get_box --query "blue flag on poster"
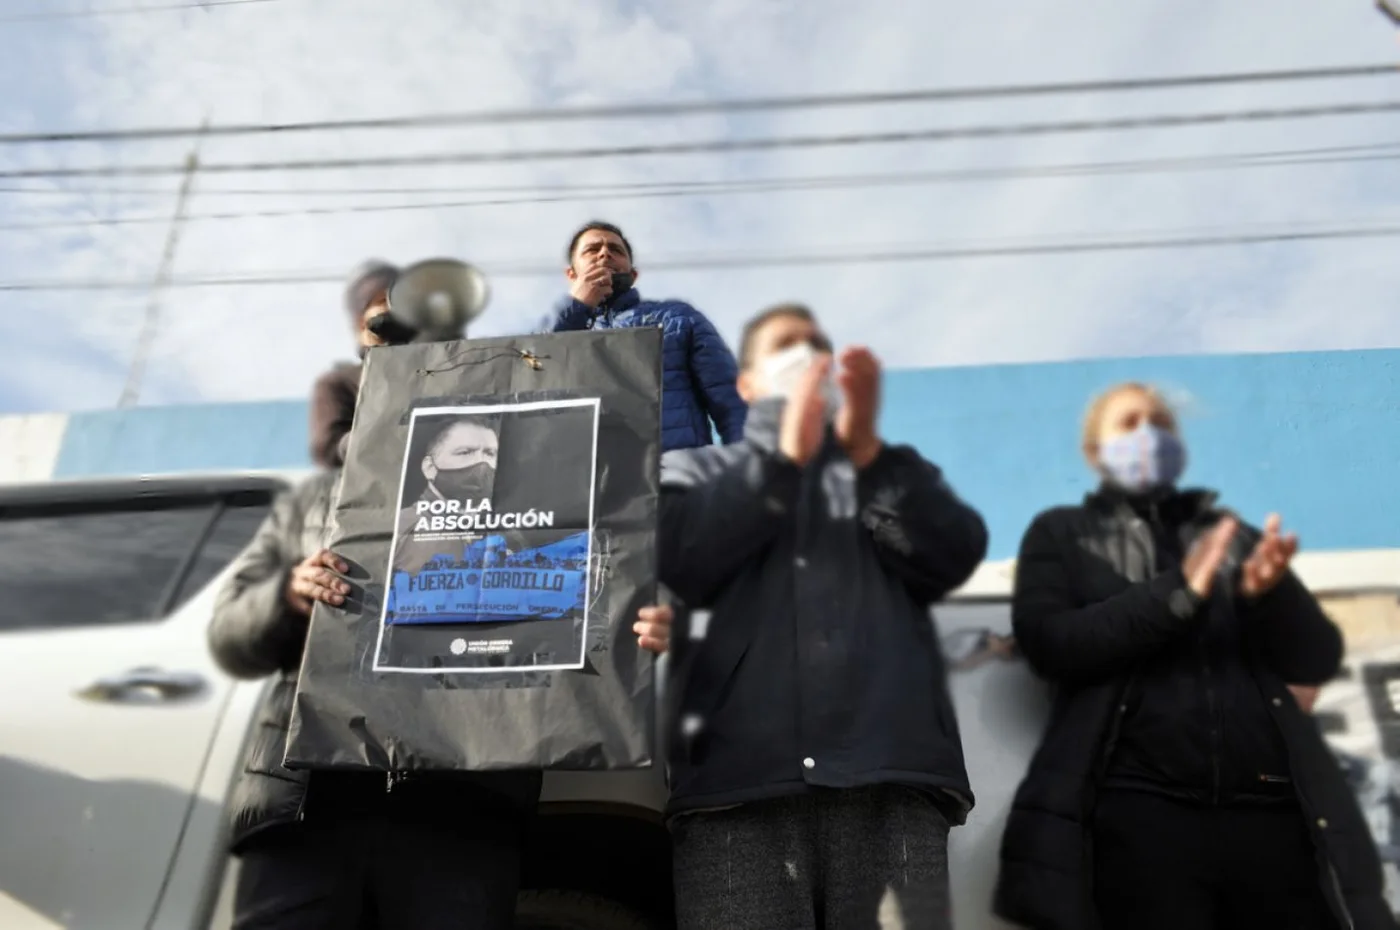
[386,530,590,625]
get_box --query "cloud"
[0,0,1398,412]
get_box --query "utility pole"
[117,118,206,409]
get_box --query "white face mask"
[757,342,840,411]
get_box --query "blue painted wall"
[54,401,308,478]
[879,349,1400,560]
[43,348,1400,560]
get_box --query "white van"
[1,471,1396,928]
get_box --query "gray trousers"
[671,785,952,930]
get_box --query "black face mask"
[366,310,421,346]
[603,271,636,306]
[432,462,495,501]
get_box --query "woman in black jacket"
[993,381,1394,930]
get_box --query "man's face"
[422,421,500,500]
[737,314,833,403]
[566,228,633,281]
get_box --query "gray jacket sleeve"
[207,489,309,680]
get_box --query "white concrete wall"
[0,414,67,485]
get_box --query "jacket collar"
[742,397,783,453]
[739,397,836,459]
[1085,483,1220,522]
[597,287,641,316]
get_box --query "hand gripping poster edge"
[368,395,602,674]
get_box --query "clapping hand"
[1183,517,1238,598]
[1241,514,1298,599]
[833,347,882,469]
[778,355,832,467]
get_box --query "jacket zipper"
[1192,513,1222,806]
[1085,676,1135,925]
[1090,514,1138,923]
[1098,685,1134,783]
[1160,509,1224,806]
[1086,514,1154,925]
[1107,515,1152,784]
[1204,641,1221,805]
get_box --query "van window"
[0,491,272,633]
[172,490,274,609]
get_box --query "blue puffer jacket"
[548,288,747,451]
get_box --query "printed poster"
[374,398,599,673]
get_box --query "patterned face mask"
[1097,423,1187,493]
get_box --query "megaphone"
[368,258,491,345]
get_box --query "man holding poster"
[287,325,662,795]
[208,468,543,930]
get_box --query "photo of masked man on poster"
[376,399,599,674]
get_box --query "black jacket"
[208,470,540,852]
[659,398,988,819]
[1095,486,1295,804]
[993,488,1393,930]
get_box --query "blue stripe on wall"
[53,400,309,479]
[48,348,1400,559]
[882,348,1400,560]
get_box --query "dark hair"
[426,414,503,458]
[344,259,399,321]
[737,303,819,369]
[566,221,633,263]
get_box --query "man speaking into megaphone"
[548,221,748,453]
[309,258,489,468]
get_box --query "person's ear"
[630,267,640,283]
[421,456,437,480]
[565,264,579,282]
[736,369,759,404]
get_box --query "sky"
[0,0,1397,414]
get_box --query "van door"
[0,486,272,930]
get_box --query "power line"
[3,143,1399,232]
[3,220,1398,291]
[3,100,1399,181]
[0,0,277,24]
[3,139,1397,200]
[0,61,1395,143]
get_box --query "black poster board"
[284,327,661,773]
